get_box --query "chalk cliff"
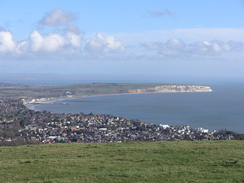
[128,85,212,93]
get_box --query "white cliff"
[153,85,212,93]
[128,85,212,93]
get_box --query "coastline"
[10,82,243,134]
[24,83,212,109]
[26,89,212,109]
[25,95,88,109]
[26,93,142,108]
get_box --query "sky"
[0,0,244,80]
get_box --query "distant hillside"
[0,82,212,100]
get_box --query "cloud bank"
[0,29,125,60]
[1,27,243,61]
[141,38,244,58]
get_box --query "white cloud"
[28,30,83,56]
[85,33,125,54]
[29,31,44,52]
[30,31,66,52]
[40,9,76,26]
[65,32,81,48]
[0,31,16,53]
[0,29,83,60]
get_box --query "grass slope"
[0,141,243,183]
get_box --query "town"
[0,98,242,146]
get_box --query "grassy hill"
[0,140,243,182]
[0,83,210,99]
[0,83,162,98]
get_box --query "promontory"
[3,83,212,105]
[0,82,212,105]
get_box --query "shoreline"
[26,89,212,109]
[26,93,143,108]
[23,84,212,108]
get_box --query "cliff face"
[154,85,212,93]
[128,85,212,93]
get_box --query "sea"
[2,77,243,133]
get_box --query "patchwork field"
[0,140,243,182]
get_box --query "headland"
[18,83,212,106]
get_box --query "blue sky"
[0,0,244,79]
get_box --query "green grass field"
[0,140,243,183]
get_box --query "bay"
[31,82,244,133]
